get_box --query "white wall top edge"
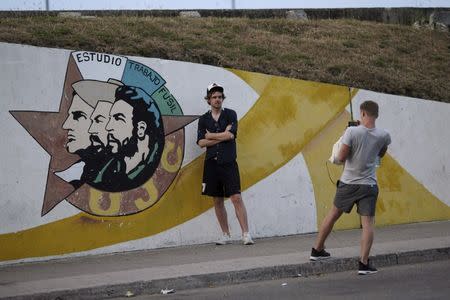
[1,0,449,11]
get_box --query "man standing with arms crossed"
[310,100,391,275]
[197,83,254,245]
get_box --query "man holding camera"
[310,100,391,275]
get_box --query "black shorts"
[333,181,379,216]
[202,159,241,197]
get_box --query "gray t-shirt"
[340,125,391,185]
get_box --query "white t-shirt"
[340,125,391,185]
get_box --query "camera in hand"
[348,120,359,127]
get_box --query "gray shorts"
[334,181,379,216]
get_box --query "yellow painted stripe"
[302,111,361,230]
[376,153,450,225]
[234,71,350,188]
[228,69,272,95]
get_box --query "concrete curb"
[5,247,450,300]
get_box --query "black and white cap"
[206,83,224,94]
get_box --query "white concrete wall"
[0,42,448,265]
[0,44,81,234]
[1,1,449,11]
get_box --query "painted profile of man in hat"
[59,79,121,188]
[97,85,165,192]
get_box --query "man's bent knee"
[360,215,375,228]
[330,205,344,219]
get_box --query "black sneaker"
[358,260,378,275]
[310,248,331,261]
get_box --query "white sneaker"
[215,234,232,245]
[242,232,254,245]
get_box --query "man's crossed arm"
[198,125,234,148]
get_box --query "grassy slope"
[0,15,449,102]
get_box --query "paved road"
[116,260,450,300]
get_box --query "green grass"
[0,15,449,102]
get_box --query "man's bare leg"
[314,205,343,251]
[360,215,375,264]
[213,197,230,235]
[229,193,249,234]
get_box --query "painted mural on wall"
[10,51,197,216]
[1,43,449,264]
